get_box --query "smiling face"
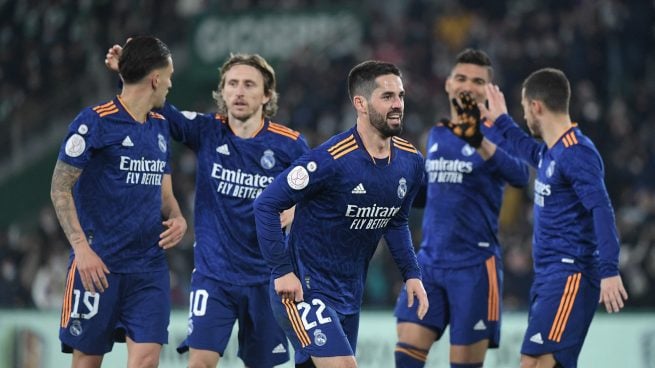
[220,64,270,122]
[445,62,491,111]
[366,74,405,138]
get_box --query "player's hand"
[104,44,122,72]
[159,216,187,249]
[280,206,296,229]
[74,244,110,294]
[274,272,304,302]
[478,84,508,123]
[447,92,484,148]
[405,278,429,320]
[599,275,628,313]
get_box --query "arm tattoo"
[50,160,86,248]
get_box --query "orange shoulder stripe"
[332,144,358,159]
[98,108,119,117]
[149,112,166,120]
[269,122,300,136]
[327,135,355,153]
[93,101,115,111]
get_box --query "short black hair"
[348,60,401,101]
[522,68,570,113]
[119,36,171,84]
[454,48,493,79]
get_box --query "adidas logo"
[530,333,544,344]
[216,144,230,155]
[351,183,366,194]
[122,136,134,147]
[473,320,487,331]
[271,343,287,354]
[428,143,439,153]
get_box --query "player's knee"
[395,342,428,368]
[519,355,538,368]
[129,354,160,368]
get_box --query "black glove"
[447,92,484,148]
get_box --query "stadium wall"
[0,310,653,367]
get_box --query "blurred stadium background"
[0,0,654,367]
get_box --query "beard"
[369,107,403,138]
[527,117,543,139]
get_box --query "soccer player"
[393,49,529,368]
[105,47,310,367]
[479,68,628,368]
[51,36,187,368]
[254,60,429,368]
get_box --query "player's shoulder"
[320,130,360,161]
[558,127,599,157]
[89,99,120,119]
[392,136,419,155]
[265,120,302,141]
[71,99,116,129]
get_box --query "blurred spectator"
[1,0,654,310]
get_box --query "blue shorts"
[177,272,289,367]
[395,256,502,348]
[521,272,599,368]
[59,260,170,355]
[268,282,358,363]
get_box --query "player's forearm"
[50,160,89,251]
[494,114,541,167]
[254,194,294,277]
[592,205,621,277]
[384,226,421,281]
[484,143,530,187]
[161,174,183,220]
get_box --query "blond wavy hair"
[212,53,278,117]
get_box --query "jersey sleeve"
[383,155,424,281]
[157,102,210,150]
[493,114,544,168]
[254,150,335,278]
[561,145,620,277]
[485,144,530,188]
[57,109,101,169]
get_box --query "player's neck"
[543,113,573,148]
[356,118,390,159]
[227,113,264,138]
[119,86,154,123]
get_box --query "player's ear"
[531,99,543,115]
[353,95,367,114]
[150,71,160,90]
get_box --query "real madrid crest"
[260,149,276,169]
[69,320,83,336]
[314,329,327,346]
[397,177,407,199]
[158,134,167,153]
[546,160,556,178]
[461,144,476,157]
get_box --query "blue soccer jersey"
[57,96,171,273]
[418,123,528,268]
[159,103,309,285]
[492,114,620,279]
[254,127,424,315]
